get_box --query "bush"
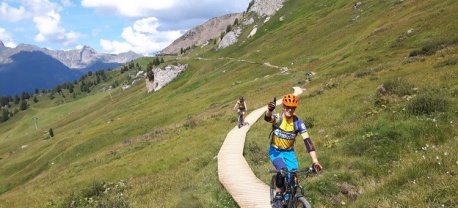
[405,91,449,116]
[382,78,415,96]
[61,180,129,208]
[303,116,315,129]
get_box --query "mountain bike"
[236,110,245,128]
[269,167,315,208]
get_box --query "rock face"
[248,0,286,16]
[159,13,243,55]
[141,64,188,93]
[218,28,243,49]
[152,64,188,91]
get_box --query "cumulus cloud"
[0,28,17,47]
[100,17,182,55]
[81,0,175,18]
[0,2,27,22]
[83,0,249,54]
[33,9,80,45]
[2,0,250,54]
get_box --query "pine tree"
[20,100,28,110]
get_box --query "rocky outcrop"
[152,64,188,91]
[136,64,188,93]
[218,28,243,49]
[248,0,286,16]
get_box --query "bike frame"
[269,168,314,208]
[237,110,244,128]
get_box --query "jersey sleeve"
[271,113,280,124]
[295,118,308,134]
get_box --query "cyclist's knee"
[275,168,287,188]
[276,172,284,188]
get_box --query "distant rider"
[233,96,247,121]
[264,94,322,206]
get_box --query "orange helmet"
[282,94,299,107]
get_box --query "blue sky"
[0,0,251,56]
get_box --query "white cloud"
[81,0,176,18]
[33,9,80,45]
[100,17,182,55]
[0,2,27,22]
[60,0,74,7]
[0,28,17,47]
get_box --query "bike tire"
[269,175,276,203]
[294,196,311,208]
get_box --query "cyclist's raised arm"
[264,101,276,122]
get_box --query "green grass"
[1,0,458,207]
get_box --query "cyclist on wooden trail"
[233,96,248,121]
[264,94,322,206]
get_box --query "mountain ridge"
[0,41,143,96]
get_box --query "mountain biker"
[233,96,247,121]
[306,71,313,82]
[264,94,322,206]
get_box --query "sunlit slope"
[1,0,457,207]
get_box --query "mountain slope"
[0,51,83,96]
[0,42,143,96]
[0,0,457,207]
[160,13,243,55]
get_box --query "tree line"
[0,59,158,124]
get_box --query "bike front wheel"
[293,196,311,208]
[269,175,276,203]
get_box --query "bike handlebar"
[268,167,315,175]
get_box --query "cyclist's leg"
[241,109,246,121]
[269,147,288,193]
[282,150,299,186]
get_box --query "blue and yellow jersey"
[269,113,307,150]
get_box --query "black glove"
[312,162,322,173]
[267,102,276,112]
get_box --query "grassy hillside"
[1,0,457,207]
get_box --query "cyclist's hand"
[267,102,276,112]
[312,162,322,173]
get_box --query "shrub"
[245,141,266,165]
[61,180,129,208]
[434,58,458,68]
[382,78,415,96]
[405,91,449,116]
[303,116,315,129]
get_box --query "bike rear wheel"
[293,196,311,208]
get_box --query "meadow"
[1,0,457,207]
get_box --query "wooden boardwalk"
[218,87,304,208]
